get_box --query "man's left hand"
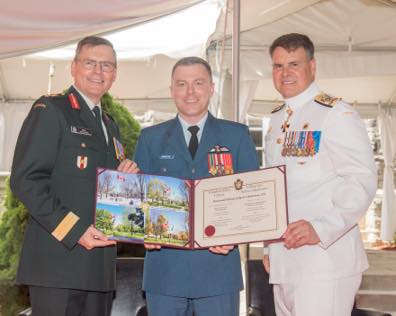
[117,159,139,173]
[282,220,320,249]
[78,225,116,250]
[209,245,234,255]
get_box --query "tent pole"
[0,63,8,101]
[232,0,248,263]
[232,0,240,122]
[387,86,396,106]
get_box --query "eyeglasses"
[78,59,116,73]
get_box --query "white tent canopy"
[2,0,396,110]
[0,0,204,59]
[208,0,396,119]
[0,0,221,101]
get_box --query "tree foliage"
[154,214,169,239]
[95,209,115,232]
[128,210,144,232]
[0,93,140,314]
[147,178,169,205]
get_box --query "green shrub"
[0,178,29,316]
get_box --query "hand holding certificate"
[94,166,288,249]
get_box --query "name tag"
[160,155,175,160]
[71,126,92,136]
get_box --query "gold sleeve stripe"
[51,212,80,241]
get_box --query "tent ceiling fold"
[205,0,396,114]
[0,0,203,59]
[210,0,396,77]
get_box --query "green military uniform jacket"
[10,86,121,291]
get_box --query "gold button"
[81,142,86,148]
[276,138,283,144]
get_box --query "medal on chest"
[278,107,323,157]
[207,145,234,176]
[281,130,322,157]
[113,137,126,161]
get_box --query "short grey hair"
[74,36,117,66]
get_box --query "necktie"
[93,106,106,140]
[188,125,199,159]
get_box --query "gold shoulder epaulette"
[271,103,285,113]
[314,93,340,108]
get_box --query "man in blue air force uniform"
[134,56,259,316]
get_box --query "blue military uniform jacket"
[10,86,120,291]
[134,112,259,297]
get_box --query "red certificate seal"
[204,225,216,237]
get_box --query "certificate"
[193,166,287,247]
[94,166,288,248]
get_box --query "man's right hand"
[263,255,270,274]
[117,159,139,173]
[78,225,116,250]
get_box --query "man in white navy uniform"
[263,33,377,316]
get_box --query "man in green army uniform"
[10,36,138,316]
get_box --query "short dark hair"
[171,56,212,81]
[74,36,117,65]
[269,33,314,60]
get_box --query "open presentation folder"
[94,166,288,249]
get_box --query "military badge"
[71,126,92,136]
[314,92,340,108]
[77,156,88,169]
[281,122,290,133]
[68,93,80,110]
[113,137,125,161]
[234,179,243,190]
[281,106,293,132]
[207,145,234,176]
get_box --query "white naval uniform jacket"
[265,83,377,284]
